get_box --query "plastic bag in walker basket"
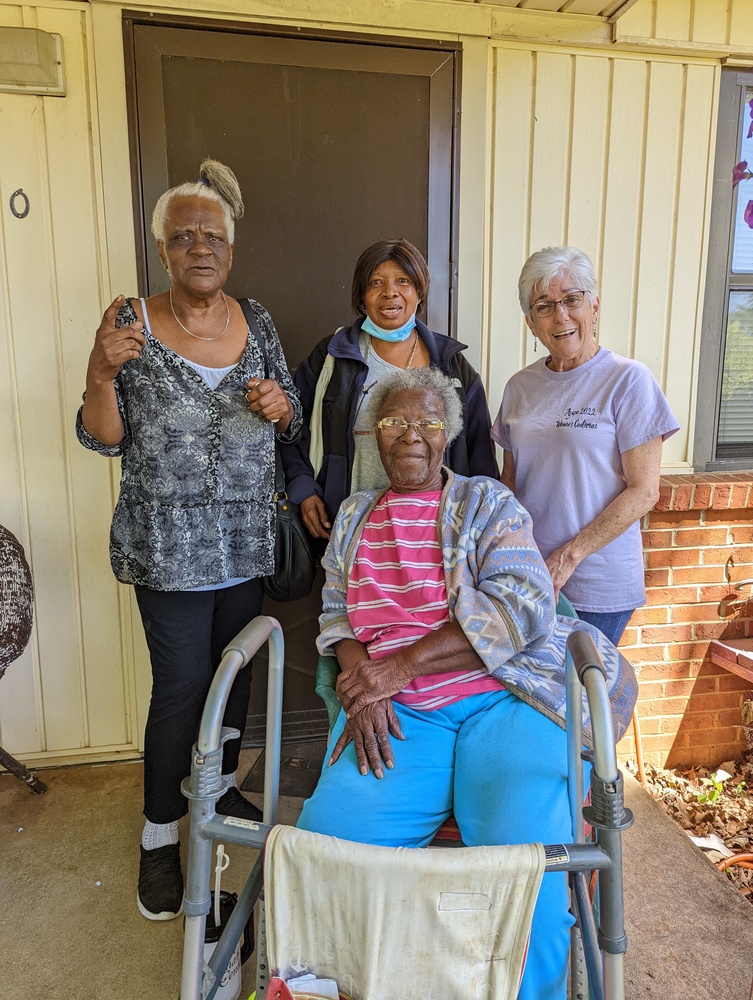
[255,977,353,1000]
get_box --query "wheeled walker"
[179,616,631,1000]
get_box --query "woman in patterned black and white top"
[77,159,301,922]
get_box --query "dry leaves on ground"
[625,759,753,898]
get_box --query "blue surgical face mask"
[361,312,417,343]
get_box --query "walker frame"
[178,616,631,1000]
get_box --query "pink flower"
[733,160,749,187]
[748,98,753,139]
[745,200,753,229]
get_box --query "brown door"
[125,17,460,742]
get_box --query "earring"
[533,337,538,353]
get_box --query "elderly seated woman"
[297,368,637,1000]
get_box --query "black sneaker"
[216,787,263,822]
[137,843,183,921]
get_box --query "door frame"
[122,10,462,336]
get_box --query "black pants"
[134,580,265,824]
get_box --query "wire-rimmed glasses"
[531,291,588,318]
[375,417,445,439]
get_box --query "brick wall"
[617,473,753,769]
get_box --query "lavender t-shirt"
[491,348,679,612]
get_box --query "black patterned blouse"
[76,297,302,591]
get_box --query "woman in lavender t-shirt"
[491,246,679,645]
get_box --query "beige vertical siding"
[486,43,718,469]
[0,2,141,760]
[0,0,740,763]
[619,0,753,49]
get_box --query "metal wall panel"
[487,43,718,470]
[619,0,753,48]
[0,3,139,760]
[0,0,739,763]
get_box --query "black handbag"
[238,298,317,602]
[265,449,318,602]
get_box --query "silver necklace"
[169,288,230,341]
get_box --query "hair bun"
[198,159,244,222]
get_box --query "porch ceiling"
[456,0,639,19]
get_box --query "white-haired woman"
[299,367,637,1000]
[492,245,679,645]
[77,160,302,920]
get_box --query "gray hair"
[150,159,244,243]
[518,246,599,315]
[368,368,463,446]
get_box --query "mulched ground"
[625,759,753,899]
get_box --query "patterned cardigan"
[318,470,638,742]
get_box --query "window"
[695,69,753,470]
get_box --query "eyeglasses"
[376,417,445,438]
[531,291,587,318]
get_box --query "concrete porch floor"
[1,754,752,999]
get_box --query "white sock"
[141,819,179,851]
[222,771,238,791]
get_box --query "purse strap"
[237,297,286,497]
[238,297,270,378]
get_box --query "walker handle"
[567,629,607,683]
[222,615,282,669]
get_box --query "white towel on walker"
[264,826,545,1000]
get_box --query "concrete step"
[2,760,752,998]
[622,769,753,999]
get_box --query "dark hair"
[351,239,431,316]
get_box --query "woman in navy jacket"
[281,239,498,539]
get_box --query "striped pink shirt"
[347,490,502,710]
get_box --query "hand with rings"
[245,377,292,428]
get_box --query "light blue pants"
[298,689,574,1000]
